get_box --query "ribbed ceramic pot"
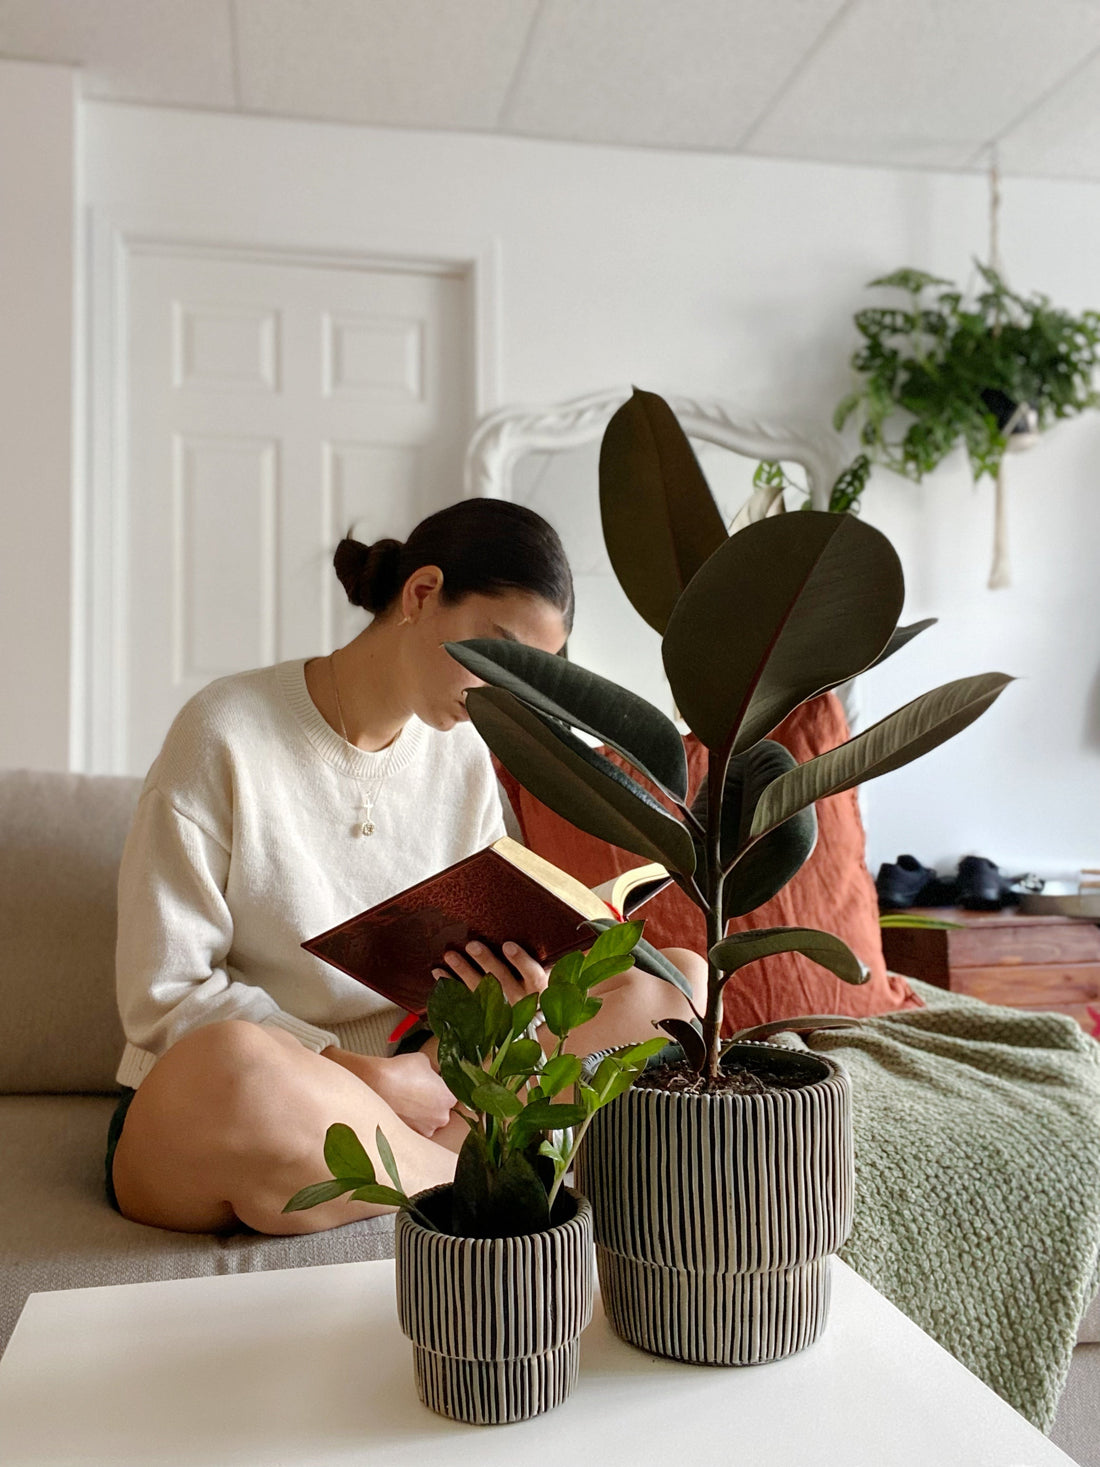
[574,1042,852,1366]
[395,1186,594,1424]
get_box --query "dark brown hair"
[334,500,574,632]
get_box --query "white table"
[0,1256,1079,1466]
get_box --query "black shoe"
[917,874,960,907]
[956,855,1013,911]
[876,854,937,910]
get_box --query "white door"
[124,247,472,775]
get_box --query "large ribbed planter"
[574,1042,852,1366]
[395,1186,594,1424]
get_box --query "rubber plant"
[445,388,1011,1083]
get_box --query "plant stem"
[488,1029,514,1078]
[702,748,727,1082]
[548,1111,595,1214]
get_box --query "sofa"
[1,768,1097,1462]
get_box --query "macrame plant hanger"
[986,147,1027,590]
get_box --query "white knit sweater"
[115,659,506,1088]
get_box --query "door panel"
[126,249,472,774]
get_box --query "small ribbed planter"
[395,1186,594,1424]
[574,1042,852,1366]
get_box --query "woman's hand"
[436,940,550,1006]
[322,1047,455,1138]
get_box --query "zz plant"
[284,922,667,1237]
[445,389,1011,1084]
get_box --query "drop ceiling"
[3,0,1100,181]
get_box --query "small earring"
[398,615,411,627]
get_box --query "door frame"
[80,210,502,773]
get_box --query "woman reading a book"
[109,499,706,1236]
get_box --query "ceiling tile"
[234,0,538,128]
[503,0,849,150]
[743,0,1100,170]
[997,49,1100,180]
[0,0,235,108]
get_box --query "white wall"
[0,60,76,770]
[61,101,1100,876]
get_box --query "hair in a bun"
[334,536,402,613]
[332,501,574,630]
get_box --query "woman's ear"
[401,565,444,622]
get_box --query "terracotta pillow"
[493,692,921,1034]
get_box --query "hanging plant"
[829,263,1100,583]
[834,263,1100,482]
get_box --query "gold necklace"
[329,651,398,837]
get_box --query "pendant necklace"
[329,651,398,837]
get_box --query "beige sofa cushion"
[0,1095,395,1358]
[0,770,140,1093]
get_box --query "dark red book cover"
[302,843,607,1015]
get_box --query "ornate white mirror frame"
[463,387,848,508]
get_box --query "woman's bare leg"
[112,1020,457,1236]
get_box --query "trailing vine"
[831,262,1100,503]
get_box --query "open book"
[302,836,671,1015]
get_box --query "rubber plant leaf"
[692,740,817,920]
[655,1017,706,1070]
[662,512,904,755]
[464,685,697,877]
[726,1015,865,1044]
[709,927,866,986]
[599,387,728,635]
[750,673,1013,838]
[445,637,687,801]
[866,617,938,671]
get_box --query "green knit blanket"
[800,979,1100,1431]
